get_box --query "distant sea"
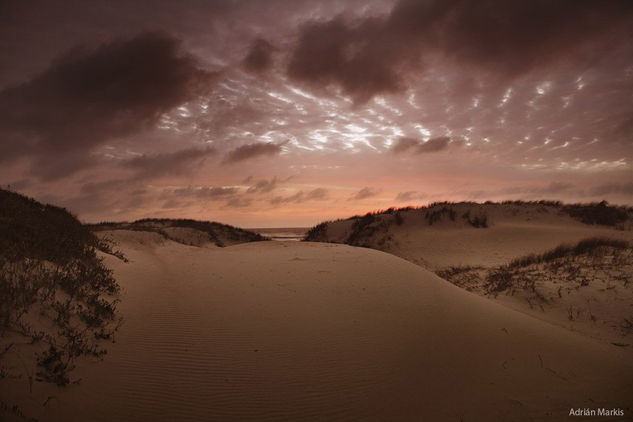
[250,227,309,241]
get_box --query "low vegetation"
[1,189,122,389]
[345,213,392,247]
[561,201,630,227]
[505,238,629,270]
[304,200,631,248]
[425,206,456,225]
[444,237,632,295]
[437,237,633,339]
[303,222,329,242]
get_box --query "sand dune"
[305,202,633,348]
[4,231,631,421]
[307,202,632,270]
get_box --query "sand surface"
[309,204,633,348]
[4,231,632,421]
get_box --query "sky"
[1,0,632,227]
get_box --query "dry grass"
[436,237,633,340]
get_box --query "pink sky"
[1,0,632,227]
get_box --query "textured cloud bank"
[1,0,632,226]
[123,147,217,180]
[392,137,451,154]
[286,0,633,102]
[224,142,287,164]
[0,32,215,179]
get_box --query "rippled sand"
[6,232,632,421]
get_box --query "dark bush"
[461,210,488,228]
[303,222,329,241]
[562,201,630,226]
[425,206,456,225]
[508,237,629,269]
[1,188,121,387]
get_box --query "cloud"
[223,141,286,164]
[243,38,275,73]
[286,0,633,102]
[225,197,252,208]
[270,191,303,205]
[247,177,278,194]
[269,187,329,205]
[395,191,417,201]
[166,185,238,200]
[349,187,380,201]
[123,147,217,179]
[305,187,328,200]
[287,17,403,103]
[590,182,633,196]
[538,182,575,195]
[0,31,216,179]
[392,136,450,154]
[500,182,576,196]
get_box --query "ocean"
[250,227,309,241]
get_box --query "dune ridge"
[304,201,633,348]
[89,218,268,248]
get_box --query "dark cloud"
[287,0,633,102]
[224,141,286,164]
[168,185,238,200]
[162,199,184,209]
[500,182,576,196]
[225,197,252,208]
[123,147,217,179]
[0,31,216,179]
[434,0,633,74]
[305,187,328,200]
[392,136,450,154]
[80,179,130,196]
[247,177,278,194]
[349,187,380,201]
[590,182,633,196]
[395,191,417,201]
[391,138,420,153]
[287,17,404,103]
[5,179,30,191]
[243,38,275,73]
[269,187,329,205]
[270,191,304,205]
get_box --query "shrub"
[562,201,630,226]
[0,188,121,387]
[346,213,377,245]
[394,212,404,226]
[461,210,488,228]
[425,206,456,225]
[303,222,329,241]
[508,237,629,269]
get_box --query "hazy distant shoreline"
[250,227,309,241]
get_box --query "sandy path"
[7,234,632,421]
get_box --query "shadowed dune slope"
[5,233,632,421]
